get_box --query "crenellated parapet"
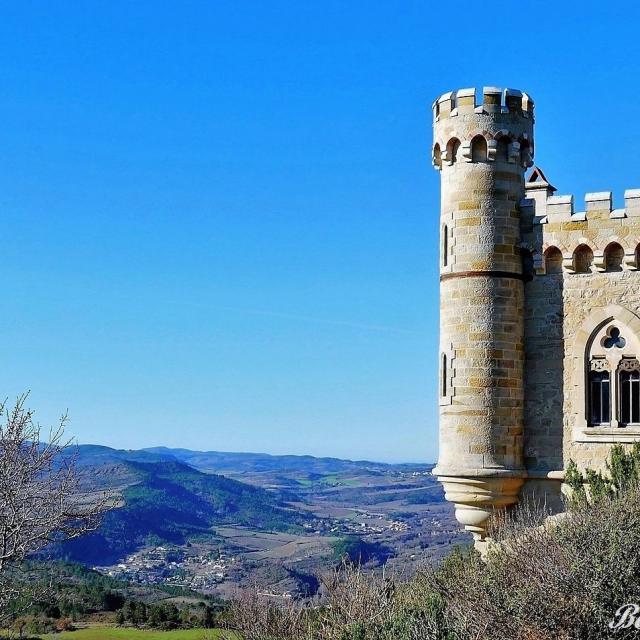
[432,87,534,170]
[432,87,534,121]
[521,174,640,274]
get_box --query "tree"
[133,601,147,625]
[148,604,165,627]
[121,600,136,623]
[0,394,112,622]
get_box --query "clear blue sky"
[0,2,637,462]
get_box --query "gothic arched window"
[573,244,594,273]
[589,364,611,426]
[604,242,624,272]
[544,246,563,274]
[586,323,640,429]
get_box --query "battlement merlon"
[521,187,640,223]
[432,87,534,121]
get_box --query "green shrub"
[564,459,586,505]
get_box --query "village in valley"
[89,454,464,598]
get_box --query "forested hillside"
[60,460,312,564]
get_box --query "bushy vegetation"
[2,560,226,636]
[331,536,392,566]
[44,629,232,639]
[224,446,640,640]
[115,599,219,630]
[6,562,127,619]
[565,443,640,503]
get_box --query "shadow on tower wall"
[520,237,566,513]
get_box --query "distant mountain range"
[73,444,431,475]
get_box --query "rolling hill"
[60,458,312,565]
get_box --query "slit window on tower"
[620,369,640,425]
[442,225,448,267]
[589,370,611,426]
[441,354,447,397]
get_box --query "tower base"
[435,473,525,541]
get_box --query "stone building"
[431,86,640,541]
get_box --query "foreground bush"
[223,483,640,639]
[223,562,451,640]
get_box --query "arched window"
[573,244,594,273]
[441,353,448,397]
[586,323,640,429]
[441,224,448,267]
[544,246,563,274]
[446,138,460,164]
[520,140,533,167]
[471,135,487,162]
[589,368,611,425]
[433,143,442,169]
[604,242,624,272]
[496,137,510,162]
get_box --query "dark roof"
[526,166,557,192]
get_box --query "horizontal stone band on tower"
[440,270,528,282]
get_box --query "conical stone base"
[436,474,525,541]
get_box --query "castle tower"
[432,87,535,539]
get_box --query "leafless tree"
[0,393,112,622]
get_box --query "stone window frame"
[572,305,640,443]
[439,341,455,407]
[588,361,611,426]
[440,213,454,275]
[619,359,640,425]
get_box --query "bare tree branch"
[0,393,114,624]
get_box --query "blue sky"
[0,2,637,462]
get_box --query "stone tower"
[432,87,535,539]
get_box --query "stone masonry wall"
[522,188,640,476]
